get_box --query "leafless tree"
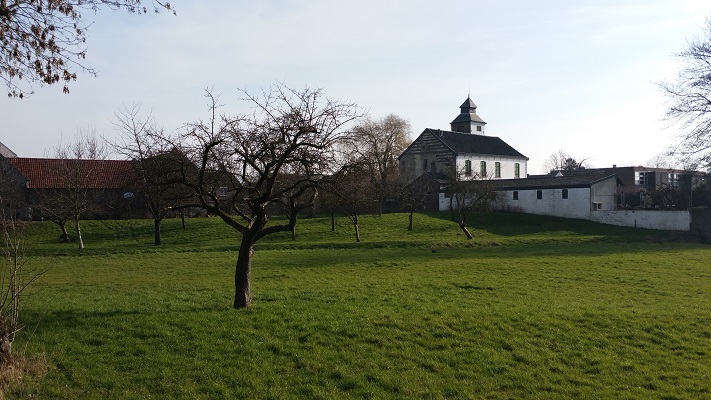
[112,105,190,245]
[350,115,412,215]
[0,197,43,365]
[660,18,711,171]
[320,164,376,242]
[40,132,107,251]
[447,172,501,240]
[542,149,590,173]
[160,84,361,308]
[0,0,174,98]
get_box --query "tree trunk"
[459,221,473,240]
[59,221,69,242]
[233,237,254,309]
[0,318,12,365]
[408,211,413,231]
[291,226,296,241]
[75,218,84,251]
[181,209,186,229]
[330,212,335,232]
[154,218,162,245]
[352,214,360,242]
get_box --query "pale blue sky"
[1,0,710,173]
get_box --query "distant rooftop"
[0,142,17,158]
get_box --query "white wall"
[590,210,690,231]
[455,155,527,179]
[497,187,593,219]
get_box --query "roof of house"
[444,173,620,191]
[5,157,137,189]
[0,142,17,158]
[426,128,528,159]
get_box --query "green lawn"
[7,213,711,399]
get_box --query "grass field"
[6,212,711,399]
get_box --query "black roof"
[442,173,619,191]
[497,173,619,190]
[427,129,528,159]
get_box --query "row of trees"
[107,84,417,308]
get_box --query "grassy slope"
[9,213,711,399]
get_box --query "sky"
[2,0,711,174]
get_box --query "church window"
[513,191,519,200]
[514,163,520,178]
[476,126,482,132]
[423,159,428,171]
[537,190,543,200]
[480,161,487,176]
[464,160,472,176]
[562,189,568,199]
[495,162,501,178]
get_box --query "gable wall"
[399,132,455,184]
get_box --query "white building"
[398,97,529,185]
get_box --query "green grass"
[8,212,711,399]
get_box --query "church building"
[398,97,529,185]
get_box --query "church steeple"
[450,96,487,134]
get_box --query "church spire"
[450,96,487,134]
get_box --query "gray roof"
[427,129,528,159]
[451,97,486,125]
[442,173,619,191]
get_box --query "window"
[514,163,520,178]
[562,189,568,199]
[635,171,647,185]
[513,191,519,200]
[464,160,472,176]
[480,161,487,176]
[495,162,501,178]
[476,125,482,132]
[218,186,228,197]
[423,159,428,171]
[431,160,437,173]
[536,190,543,200]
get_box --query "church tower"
[450,97,486,135]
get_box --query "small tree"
[321,164,376,242]
[543,149,589,173]
[160,84,361,308]
[447,173,501,240]
[113,105,189,245]
[0,196,42,366]
[40,133,107,250]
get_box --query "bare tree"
[0,0,174,98]
[542,149,590,173]
[351,115,412,215]
[447,172,501,240]
[0,196,42,365]
[162,84,361,308]
[321,164,376,242]
[647,153,672,169]
[112,105,189,245]
[40,132,107,251]
[660,18,711,171]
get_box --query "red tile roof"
[5,158,138,189]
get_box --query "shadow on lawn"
[429,211,688,242]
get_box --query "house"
[541,166,707,209]
[398,97,529,185]
[0,155,144,219]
